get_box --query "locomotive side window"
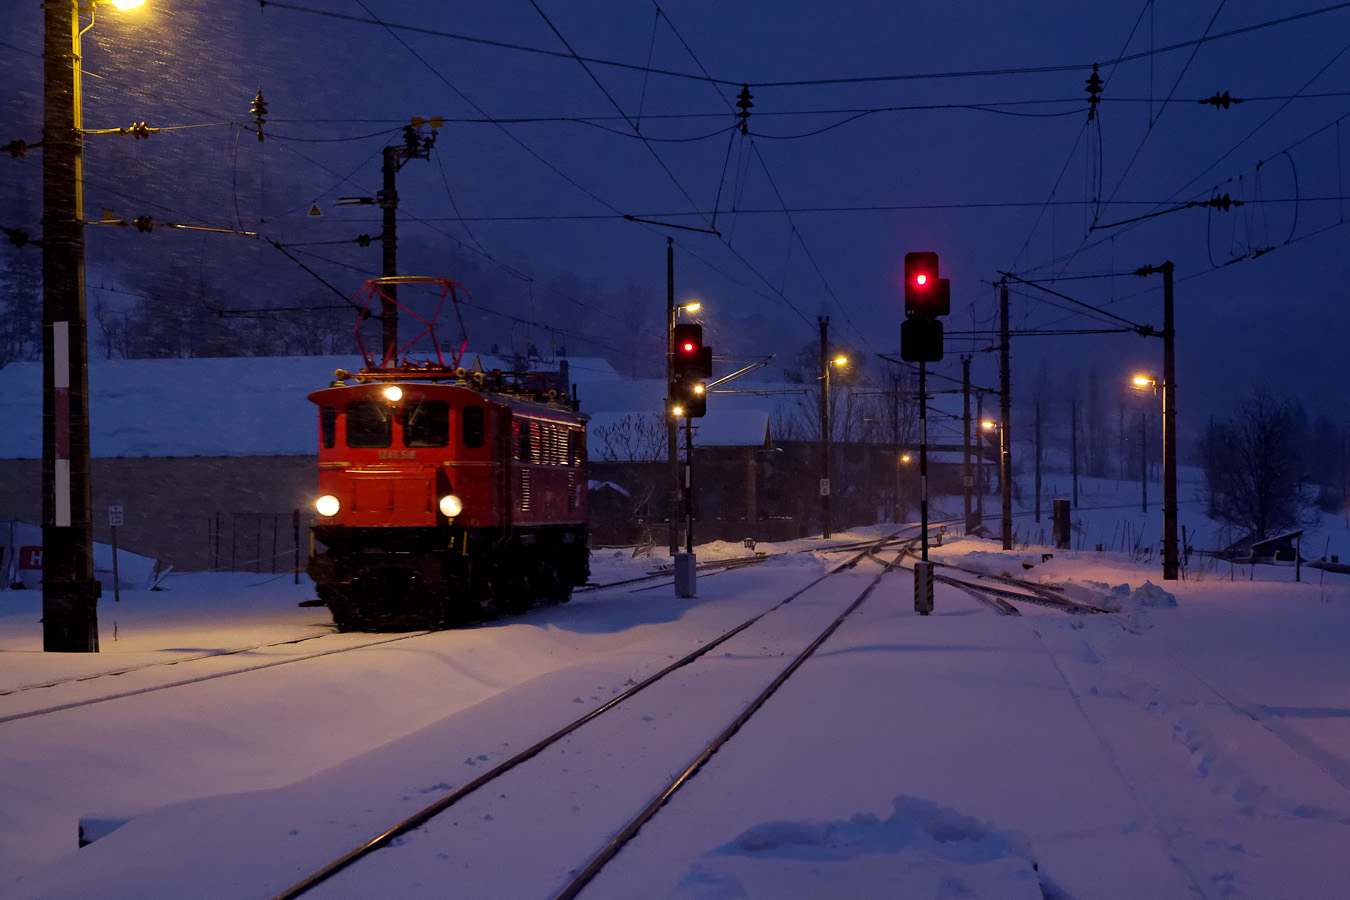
[345,401,392,448]
[519,419,534,462]
[320,406,337,449]
[402,400,449,448]
[462,406,485,448]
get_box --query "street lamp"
[1130,374,1158,513]
[820,354,847,538]
[982,420,1012,550]
[1129,371,1178,575]
[41,0,146,652]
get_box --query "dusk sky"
[3,1,1349,434]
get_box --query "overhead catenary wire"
[251,0,1350,90]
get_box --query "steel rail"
[264,531,914,900]
[0,630,430,726]
[551,542,911,900]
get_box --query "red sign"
[18,546,42,570]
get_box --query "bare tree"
[1200,390,1307,539]
[0,240,40,368]
[591,414,666,462]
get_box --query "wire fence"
[209,511,304,576]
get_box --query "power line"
[251,0,1350,90]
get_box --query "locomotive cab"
[307,368,589,631]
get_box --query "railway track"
[0,540,894,727]
[265,531,920,900]
[0,630,430,726]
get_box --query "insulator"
[251,89,268,142]
[735,84,754,135]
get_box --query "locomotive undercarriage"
[309,525,589,632]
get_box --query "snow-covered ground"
[3,481,1350,899]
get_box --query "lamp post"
[820,352,847,539]
[1131,375,1156,513]
[41,0,144,652]
[1130,372,1177,572]
[982,420,1011,550]
[896,452,911,523]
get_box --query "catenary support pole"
[819,316,832,539]
[42,0,100,652]
[999,280,1012,550]
[667,239,679,555]
[962,355,973,533]
[380,146,400,359]
[1162,261,1179,579]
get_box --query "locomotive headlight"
[316,494,341,517]
[384,385,403,402]
[439,494,464,518]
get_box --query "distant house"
[1217,530,1304,564]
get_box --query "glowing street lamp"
[982,420,1012,549]
[1128,373,1163,516]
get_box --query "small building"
[1217,529,1304,564]
[0,354,622,572]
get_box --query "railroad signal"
[904,251,948,319]
[902,251,948,362]
[670,378,707,418]
[670,323,711,418]
[672,323,712,381]
[901,317,943,362]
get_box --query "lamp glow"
[384,385,403,402]
[110,0,146,9]
[316,495,340,517]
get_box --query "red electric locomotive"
[306,277,589,631]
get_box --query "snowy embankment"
[1,530,1349,899]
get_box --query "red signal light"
[903,251,942,318]
[681,341,695,353]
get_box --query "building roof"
[0,354,621,459]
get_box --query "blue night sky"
[2,1,1349,435]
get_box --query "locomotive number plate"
[377,449,417,460]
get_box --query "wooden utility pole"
[999,280,1012,550]
[42,0,100,652]
[1161,262,1179,579]
[819,316,832,539]
[962,355,973,533]
[380,146,400,358]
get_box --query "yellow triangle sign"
[308,203,322,217]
